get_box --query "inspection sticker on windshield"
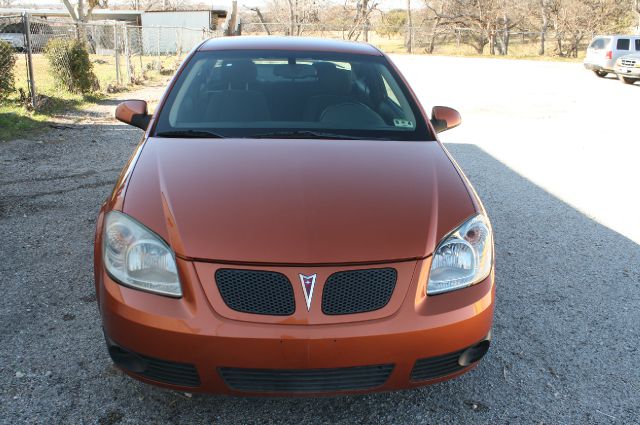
[393,119,413,128]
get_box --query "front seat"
[303,62,354,121]
[205,60,270,122]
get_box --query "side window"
[616,39,630,50]
[635,39,640,51]
[381,75,400,107]
[590,38,604,50]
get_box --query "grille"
[215,269,295,316]
[219,364,394,393]
[621,59,637,67]
[410,349,465,381]
[138,355,200,387]
[322,268,397,315]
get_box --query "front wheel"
[620,76,638,85]
[593,70,608,78]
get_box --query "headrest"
[313,62,352,96]
[221,59,258,89]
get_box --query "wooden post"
[124,25,132,84]
[23,13,37,109]
[114,23,120,85]
[228,1,238,36]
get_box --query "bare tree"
[286,0,297,35]
[539,0,551,55]
[341,0,378,40]
[245,6,272,35]
[425,2,444,54]
[60,0,108,23]
[635,0,640,32]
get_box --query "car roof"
[198,36,383,56]
[592,35,640,39]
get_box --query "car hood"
[122,138,476,264]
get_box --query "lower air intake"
[410,349,466,381]
[219,364,394,393]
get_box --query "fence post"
[124,25,132,84]
[113,23,121,85]
[138,27,143,77]
[156,26,161,70]
[23,13,37,109]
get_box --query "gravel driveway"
[1,58,639,424]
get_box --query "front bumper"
[96,257,495,396]
[615,66,640,79]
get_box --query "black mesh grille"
[410,349,465,381]
[322,268,397,315]
[219,364,394,393]
[215,269,295,316]
[138,355,201,387]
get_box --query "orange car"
[95,37,494,395]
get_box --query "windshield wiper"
[248,130,389,141]
[155,130,226,138]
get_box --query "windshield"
[153,50,432,141]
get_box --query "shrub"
[0,40,17,100]
[45,38,99,94]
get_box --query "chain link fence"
[0,13,220,110]
[241,22,593,58]
[0,15,27,104]
[1,13,594,112]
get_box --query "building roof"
[0,7,227,21]
[199,36,382,56]
[145,8,227,15]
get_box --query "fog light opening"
[458,339,490,367]
[107,342,148,373]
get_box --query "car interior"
[165,56,417,131]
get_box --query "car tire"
[593,70,608,78]
[619,76,637,85]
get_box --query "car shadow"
[600,73,640,86]
[112,143,639,423]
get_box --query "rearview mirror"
[115,100,150,130]
[431,106,461,133]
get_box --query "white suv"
[584,35,640,77]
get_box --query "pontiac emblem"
[299,274,317,311]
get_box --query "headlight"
[103,211,181,297]
[427,214,493,295]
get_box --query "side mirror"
[115,100,151,130]
[431,106,461,133]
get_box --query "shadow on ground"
[0,136,638,424]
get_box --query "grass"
[0,52,180,141]
[370,34,586,61]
